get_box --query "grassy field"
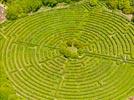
[0,2,134,100]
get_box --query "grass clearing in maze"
[0,2,134,100]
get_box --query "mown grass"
[0,2,134,100]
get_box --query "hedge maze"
[1,3,134,100]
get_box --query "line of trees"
[6,0,42,20]
[0,0,134,21]
[0,0,80,20]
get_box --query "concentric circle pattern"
[1,3,134,100]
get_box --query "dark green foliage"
[41,0,73,6]
[6,3,25,20]
[77,0,134,14]
[5,0,78,20]
[104,0,134,14]
[3,0,134,21]
[118,0,124,10]
[122,0,132,14]
[6,0,42,20]
[21,0,42,13]
[106,0,118,9]
[42,0,58,7]
[60,41,79,59]
[59,40,85,59]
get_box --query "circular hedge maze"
[1,3,134,100]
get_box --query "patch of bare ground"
[129,97,134,100]
[106,9,133,21]
[0,4,6,23]
[120,13,133,21]
[56,3,69,9]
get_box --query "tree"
[118,0,124,10]
[122,0,132,14]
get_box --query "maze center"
[66,46,78,56]
[1,3,134,100]
[60,40,82,59]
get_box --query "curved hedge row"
[1,3,134,100]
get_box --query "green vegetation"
[0,62,21,99]
[1,0,80,20]
[0,2,134,99]
[60,40,83,59]
[0,0,134,20]
[100,0,134,14]
[0,0,134,99]
[6,0,42,20]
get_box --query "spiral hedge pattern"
[1,3,134,100]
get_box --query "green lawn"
[0,2,134,100]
